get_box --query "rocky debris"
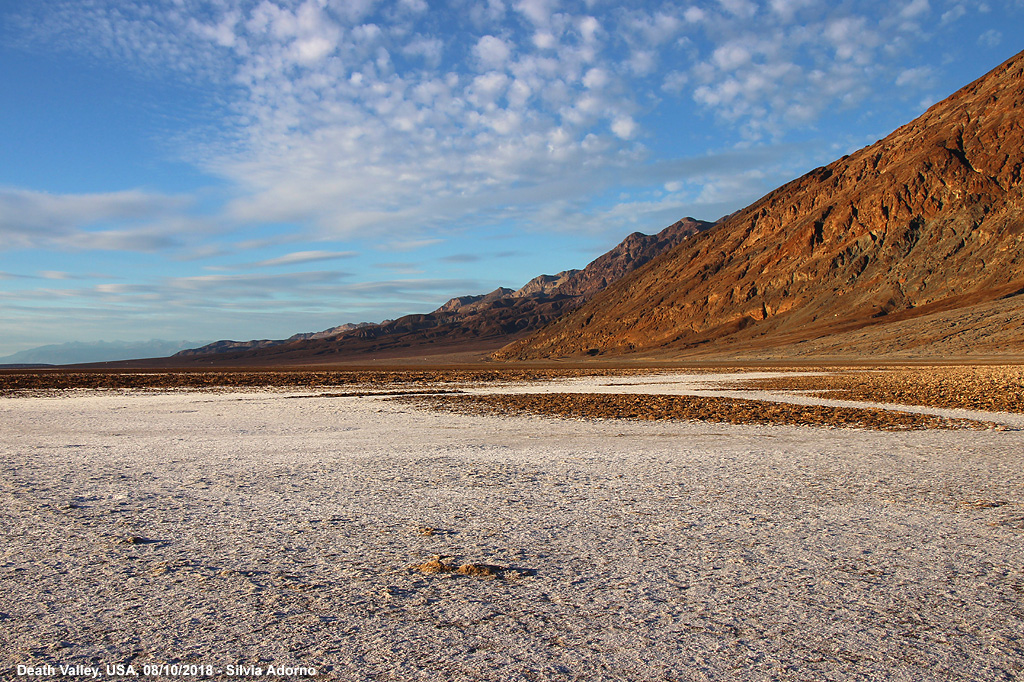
[410,556,454,574]
[733,365,1024,413]
[968,499,1008,509]
[406,392,994,430]
[0,368,631,394]
[410,556,520,579]
[118,536,159,545]
[455,563,508,578]
[497,50,1024,360]
[6,366,1022,423]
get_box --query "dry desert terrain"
[1,368,1023,681]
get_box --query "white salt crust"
[1,374,1022,681]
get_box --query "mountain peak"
[496,50,1024,360]
[168,215,711,364]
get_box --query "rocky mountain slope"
[174,217,711,364]
[496,50,1024,361]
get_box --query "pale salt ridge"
[1,376,1022,680]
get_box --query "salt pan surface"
[1,375,1022,680]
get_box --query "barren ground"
[2,368,1022,681]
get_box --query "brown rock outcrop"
[496,51,1024,360]
[553,217,710,298]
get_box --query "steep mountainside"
[174,217,711,364]
[496,51,1024,360]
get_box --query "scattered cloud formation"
[11,0,994,244]
[1,0,1022,352]
[978,28,1003,46]
[226,250,359,269]
[440,253,483,264]
[0,187,193,252]
[896,66,936,89]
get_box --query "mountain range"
[170,218,711,365]
[497,49,1024,361]
[0,340,210,367]
[83,50,1024,368]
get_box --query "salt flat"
[1,374,1023,681]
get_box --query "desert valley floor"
[1,369,1023,681]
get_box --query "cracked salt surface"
[2,375,1023,681]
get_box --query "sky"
[1,0,1022,355]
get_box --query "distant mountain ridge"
[0,340,210,366]
[495,50,1024,360]
[173,217,712,364]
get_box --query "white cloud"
[680,1,963,141]
[717,0,758,19]
[10,0,1006,260]
[402,36,444,66]
[329,0,380,23]
[381,238,445,252]
[0,187,193,252]
[166,270,348,293]
[582,67,609,89]
[470,71,511,105]
[627,49,657,75]
[611,116,637,140]
[941,5,967,23]
[683,7,706,23]
[577,15,600,43]
[293,34,335,63]
[624,11,681,45]
[190,10,242,48]
[174,0,965,235]
[532,31,557,49]
[469,0,507,27]
[895,66,935,88]
[769,0,813,21]
[473,34,513,69]
[825,17,879,63]
[978,29,1002,46]
[900,0,931,19]
[4,0,1020,354]
[713,43,752,70]
[238,250,359,269]
[398,0,428,13]
[661,70,688,94]
[515,0,555,27]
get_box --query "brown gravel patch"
[402,392,994,430]
[0,368,636,395]
[734,365,1024,413]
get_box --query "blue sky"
[1,0,1021,355]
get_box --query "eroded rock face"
[552,218,711,299]
[496,51,1024,360]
